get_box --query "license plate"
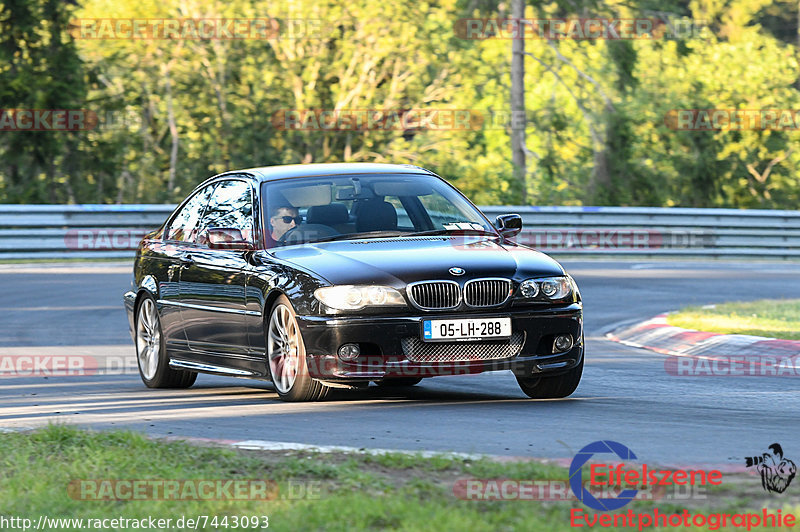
[422,317,512,342]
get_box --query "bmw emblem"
[449,267,465,276]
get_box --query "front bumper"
[296,304,583,381]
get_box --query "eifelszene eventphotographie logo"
[569,440,722,512]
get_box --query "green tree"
[0,0,86,203]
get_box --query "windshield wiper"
[313,231,407,243]
[406,228,497,237]
[312,228,497,243]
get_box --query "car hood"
[267,236,564,286]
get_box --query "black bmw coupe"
[124,163,584,401]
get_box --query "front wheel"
[135,294,197,389]
[266,296,330,402]
[516,357,583,399]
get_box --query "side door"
[178,179,255,361]
[158,183,216,353]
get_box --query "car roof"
[238,163,436,182]
[191,163,440,195]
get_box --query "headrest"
[306,203,349,225]
[355,200,398,232]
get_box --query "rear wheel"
[267,296,330,402]
[516,357,583,399]
[375,378,423,387]
[135,294,197,389]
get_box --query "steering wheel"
[278,224,340,245]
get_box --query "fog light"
[338,343,361,361]
[553,334,573,353]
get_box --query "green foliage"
[0,0,87,203]
[0,0,798,208]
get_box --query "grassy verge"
[666,299,800,340]
[0,426,794,531]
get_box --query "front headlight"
[518,276,572,300]
[314,285,406,310]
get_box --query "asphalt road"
[1,260,799,465]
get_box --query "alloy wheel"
[136,297,161,380]
[267,304,300,393]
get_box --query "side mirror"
[206,227,255,251]
[495,214,522,239]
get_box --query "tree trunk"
[592,147,610,203]
[510,0,527,203]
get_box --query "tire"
[375,378,423,387]
[266,295,330,402]
[516,356,583,399]
[135,294,197,389]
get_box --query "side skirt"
[169,358,266,378]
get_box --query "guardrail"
[482,206,800,258]
[1,204,799,260]
[0,205,175,260]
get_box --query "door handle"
[180,254,194,266]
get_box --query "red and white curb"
[607,314,800,376]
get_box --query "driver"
[268,205,301,245]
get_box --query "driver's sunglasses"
[275,215,302,224]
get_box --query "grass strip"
[666,299,800,341]
[0,425,794,531]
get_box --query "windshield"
[261,173,495,247]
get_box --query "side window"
[196,180,254,246]
[166,184,215,242]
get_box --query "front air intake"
[464,278,512,307]
[407,281,461,310]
